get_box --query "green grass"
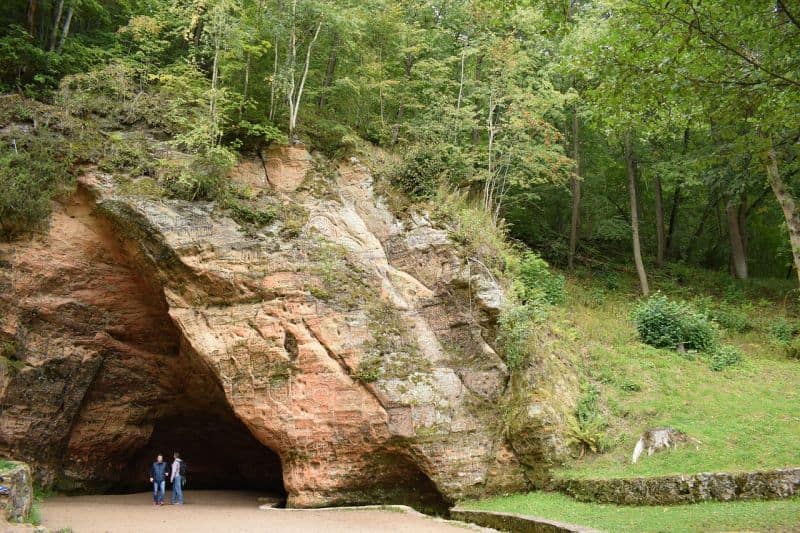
[553,266,800,480]
[461,491,800,532]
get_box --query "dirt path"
[40,491,486,533]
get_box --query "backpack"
[179,460,187,477]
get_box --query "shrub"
[783,338,800,360]
[695,298,752,333]
[222,199,276,228]
[632,294,717,352]
[162,145,236,201]
[0,128,75,239]
[99,132,156,176]
[353,355,382,383]
[707,345,743,371]
[769,319,796,344]
[514,252,566,306]
[567,383,610,456]
[392,143,472,199]
[497,304,544,371]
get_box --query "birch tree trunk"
[625,130,650,295]
[239,52,250,120]
[269,34,278,122]
[48,0,64,52]
[209,34,220,146]
[568,111,581,269]
[55,6,72,52]
[288,20,322,139]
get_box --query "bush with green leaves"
[0,128,75,239]
[497,304,542,371]
[695,298,752,333]
[707,345,743,371]
[392,142,472,199]
[782,338,800,360]
[162,146,236,201]
[222,198,276,229]
[566,383,610,456]
[514,252,566,306]
[769,319,796,344]
[632,294,718,352]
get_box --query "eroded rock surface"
[0,146,578,508]
[0,460,33,523]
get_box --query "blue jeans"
[171,475,183,504]
[153,480,165,503]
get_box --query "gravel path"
[40,490,485,533]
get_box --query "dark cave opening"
[111,406,286,498]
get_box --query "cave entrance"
[113,402,286,498]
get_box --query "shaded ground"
[40,490,479,533]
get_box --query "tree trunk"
[48,0,64,52]
[288,20,322,139]
[653,173,666,268]
[209,35,220,146]
[317,35,339,109]
[666,184,681,258]
[471,53,483,145]
[685,195,718,261]
[55,6,72,52]
[391,54,415,146]
[765,135,800,285]
[27,0,38,37]
[568,111,581,270]
[726,198,748,279]
[269,34,278,122]
[625,131,650,295]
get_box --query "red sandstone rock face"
[0,148,578,507]
[262,144,313,192]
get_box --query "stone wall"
[0,460,33,523]
[450,507,600,533]
[550,467,800,505]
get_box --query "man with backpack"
[149,454,168,506]
[170,452,186,505]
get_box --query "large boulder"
[0,460,33,523]
[0,146,579,508]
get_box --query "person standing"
[170,452,184,505]
[150,454,168,506]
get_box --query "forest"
[2,2,800,531]
[1,0,798,288]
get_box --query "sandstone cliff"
[0,143,578,508]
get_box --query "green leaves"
[632,294,718,352]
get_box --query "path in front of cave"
[39,490,486,533]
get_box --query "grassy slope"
[553,265,800,479]
[461,492,800,533]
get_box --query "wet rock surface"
[0,147,578,507]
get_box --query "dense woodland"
[1,0,799,289]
